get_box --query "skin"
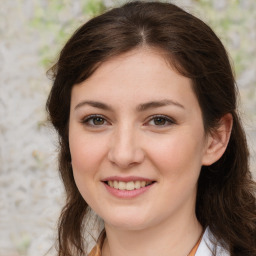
[69,48,232,256]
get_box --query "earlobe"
[202,113,233,166]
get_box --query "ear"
[202,113,233,166]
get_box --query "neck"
[102,212,203,256]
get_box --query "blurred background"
[0,0,255,255]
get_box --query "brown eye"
[82,115,108,126]
[153,117,167,125]
[146,115,175,127]
[92,117,105,125]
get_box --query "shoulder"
[195,227,230,256]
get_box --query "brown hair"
[46,1,256,255]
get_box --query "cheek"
[69,135,104,207]
[148,132,205,179]
[69,132,107,175]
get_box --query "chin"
[103,212,154,231]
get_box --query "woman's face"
[69,49,210,231]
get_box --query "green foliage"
[83,0,106,16]
[29,0,106,69]
[193,0,256,77]
[28,0,256,81]
[12,232,31,255]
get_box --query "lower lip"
[103,182,155,199]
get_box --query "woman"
[46,1,256,256]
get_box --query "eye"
[146,115,175,127]
[81,115,109,127]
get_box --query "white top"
[195,227,230,256]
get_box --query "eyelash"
[145,115,176,127]
[81,114,109,127]
[81,114,176,127]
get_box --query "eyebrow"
[137,99,184,111]
[75,100,113,111]
[74,99,184,111]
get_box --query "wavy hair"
[46,1,256,255]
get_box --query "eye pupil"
[154,117,166,125]
[93,117,104,125]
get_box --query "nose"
[107,124,145,169]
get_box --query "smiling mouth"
[104,180,155,191]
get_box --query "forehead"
[87,48,177,83]
[71,48,199,112]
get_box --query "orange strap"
[88,230,105,256]
[88,245,101,256]
[187,234,203,256]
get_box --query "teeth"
[134,181,141,189]
[107,180,153,190]
[141,181,146,187]
[119,181,126,190]
[126,181,135,190]
[113,180,119,189]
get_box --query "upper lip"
[101,176,155,182]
